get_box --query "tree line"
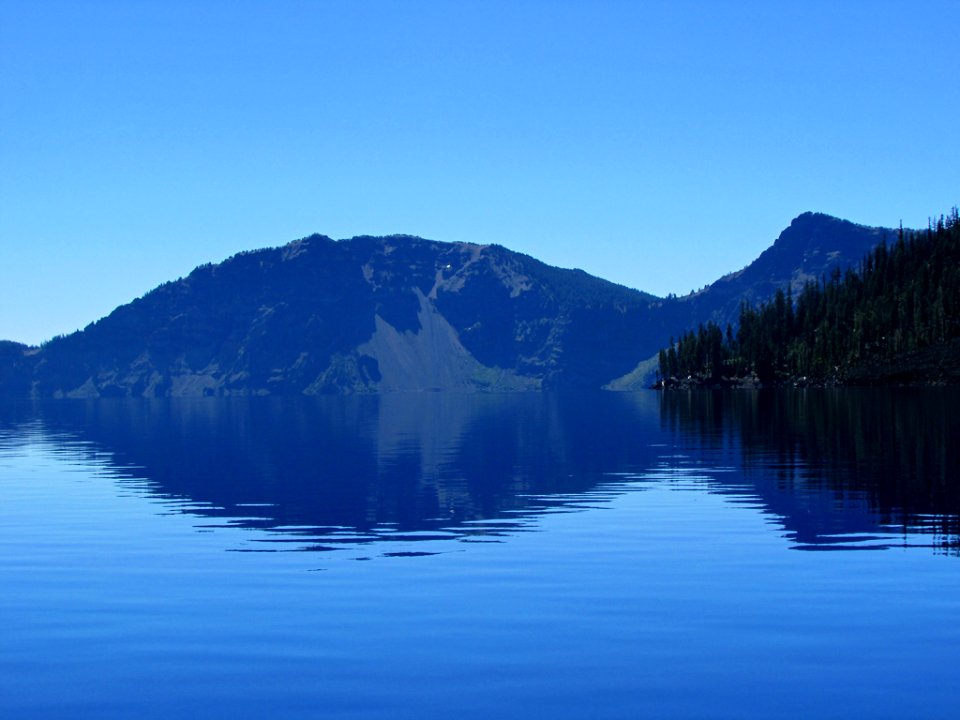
[658,207,960,385]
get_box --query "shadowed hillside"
[658,208,960,387]
[607,213,894,388]
[0,212,900,397]
[19,235,672,396]
[673,212,893,328]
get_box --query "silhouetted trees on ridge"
[659,208,960,386]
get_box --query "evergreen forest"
[658,208,960,386]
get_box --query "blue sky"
[2,0,958,346]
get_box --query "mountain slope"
[607,213,894,388]
[24,234,666,397]
[675,212,894,327]
[658,209,960,387]
[2,212,902,397]
[0,341,34,396]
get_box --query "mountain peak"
[671,211,895,331]
[14,232,664,397]
[0,212,906,397]
[783,211,856,236]
[773,212,891,258]
[790,210,834,223]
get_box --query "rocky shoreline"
[654,338,960,390]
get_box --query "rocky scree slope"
[16,234,666,397]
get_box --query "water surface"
[1,390,958,718]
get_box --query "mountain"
[606,212,893,388]
[670,212,894,328]
[656,208,960,387]
[15,235,675,397]
[1,213,894,397]
[0,341,35,397]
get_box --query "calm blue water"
[1,390,958,719]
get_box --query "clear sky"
[2,0,958,346]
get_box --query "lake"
[1,390,958,719]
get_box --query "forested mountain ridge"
[659,208,960,387]
[667,211,894,329]
[604,212,894,388]
[0,340,35,396]
[0,210,907,397]
[2,234,671,397]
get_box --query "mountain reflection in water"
[660,389,960,552]
[3,388,958,555]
